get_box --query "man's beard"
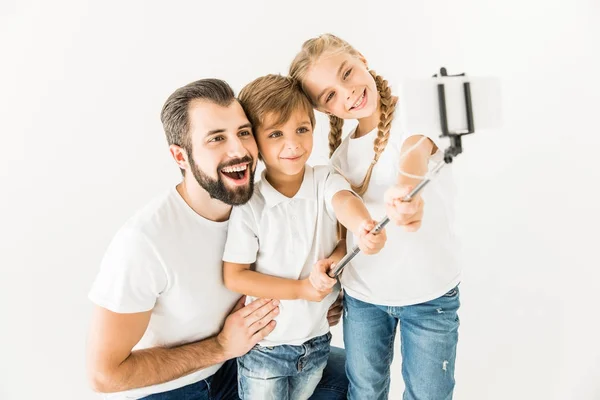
[189,154,255,206]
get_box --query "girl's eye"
[297,127,309,134]
[268,131,283,138]
[325,92,335,103]
[343,68,352,80]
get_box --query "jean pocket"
[443,286,459,298]
[253,344,274,352]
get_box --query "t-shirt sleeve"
[88,228,168,314]
[222,205,259,264]
[323,167,355,220]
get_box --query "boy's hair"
[238,74,315,133]
[289,33,397,197]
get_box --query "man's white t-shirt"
[222,165,349,347]
[330,114,461,307]
[88,187,240,399]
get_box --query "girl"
[290,34,461,400]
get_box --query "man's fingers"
[252,320,277,343]
[230,295,247,314]
[248,306,280,333]
[245,300,279,326]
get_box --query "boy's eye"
[343,68,352,80]
[325,92,335,103]
[268,131,283,138]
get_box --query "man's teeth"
[222,165,247,173]
[353,92,365,108]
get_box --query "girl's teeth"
[353,93,364,108]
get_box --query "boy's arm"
[223,262,331,302]
[223,262,303,300]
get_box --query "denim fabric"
[343,287,460,400]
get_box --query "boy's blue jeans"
[343,286,460,400]
[141,336,345,400]
[237,332,332,400]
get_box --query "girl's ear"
[357,52,369,69]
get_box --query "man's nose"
[227,135,247,157]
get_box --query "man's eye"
[239,130,251,137]
[209,136,224,142]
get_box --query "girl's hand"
[355,219,387,255]
[384,185,424,232]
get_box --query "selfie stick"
[329,67,475,278]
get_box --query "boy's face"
[255,109,313,181]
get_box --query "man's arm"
[86,296,278,393]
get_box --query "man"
[86,79,347,399]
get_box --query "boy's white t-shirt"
[88,187,240,399]
[222,165,349,347]
[330,114,461,307]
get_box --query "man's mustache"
[218,155,254,170]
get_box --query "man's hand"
[355,219,387,254]
[327,290,344,326]
[384,185,424,232]
[216,296,279,359]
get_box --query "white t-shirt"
[222,165,349,347]
[88,187,240,399]
[330,114,461,307]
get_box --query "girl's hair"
[289,33,397,197]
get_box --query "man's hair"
[238,74,315,132]
[160,78,236,153]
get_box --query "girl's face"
[302,51,379,120]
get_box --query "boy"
[222,75,387,400]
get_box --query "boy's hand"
[355,219,387,255]
[309,259,338,292]
[300,260,337,302]
[384,185,424,232]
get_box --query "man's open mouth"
[220,163,249,182]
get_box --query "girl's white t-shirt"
[330,114,461,306]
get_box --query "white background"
[1,0,599,399]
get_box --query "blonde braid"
[328,115,344,157]
[350,70,397,196]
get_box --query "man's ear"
[169,144,188,171]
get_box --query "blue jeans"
[343,286,460,400]
[238,333,332,400]
[140,341,347,400]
